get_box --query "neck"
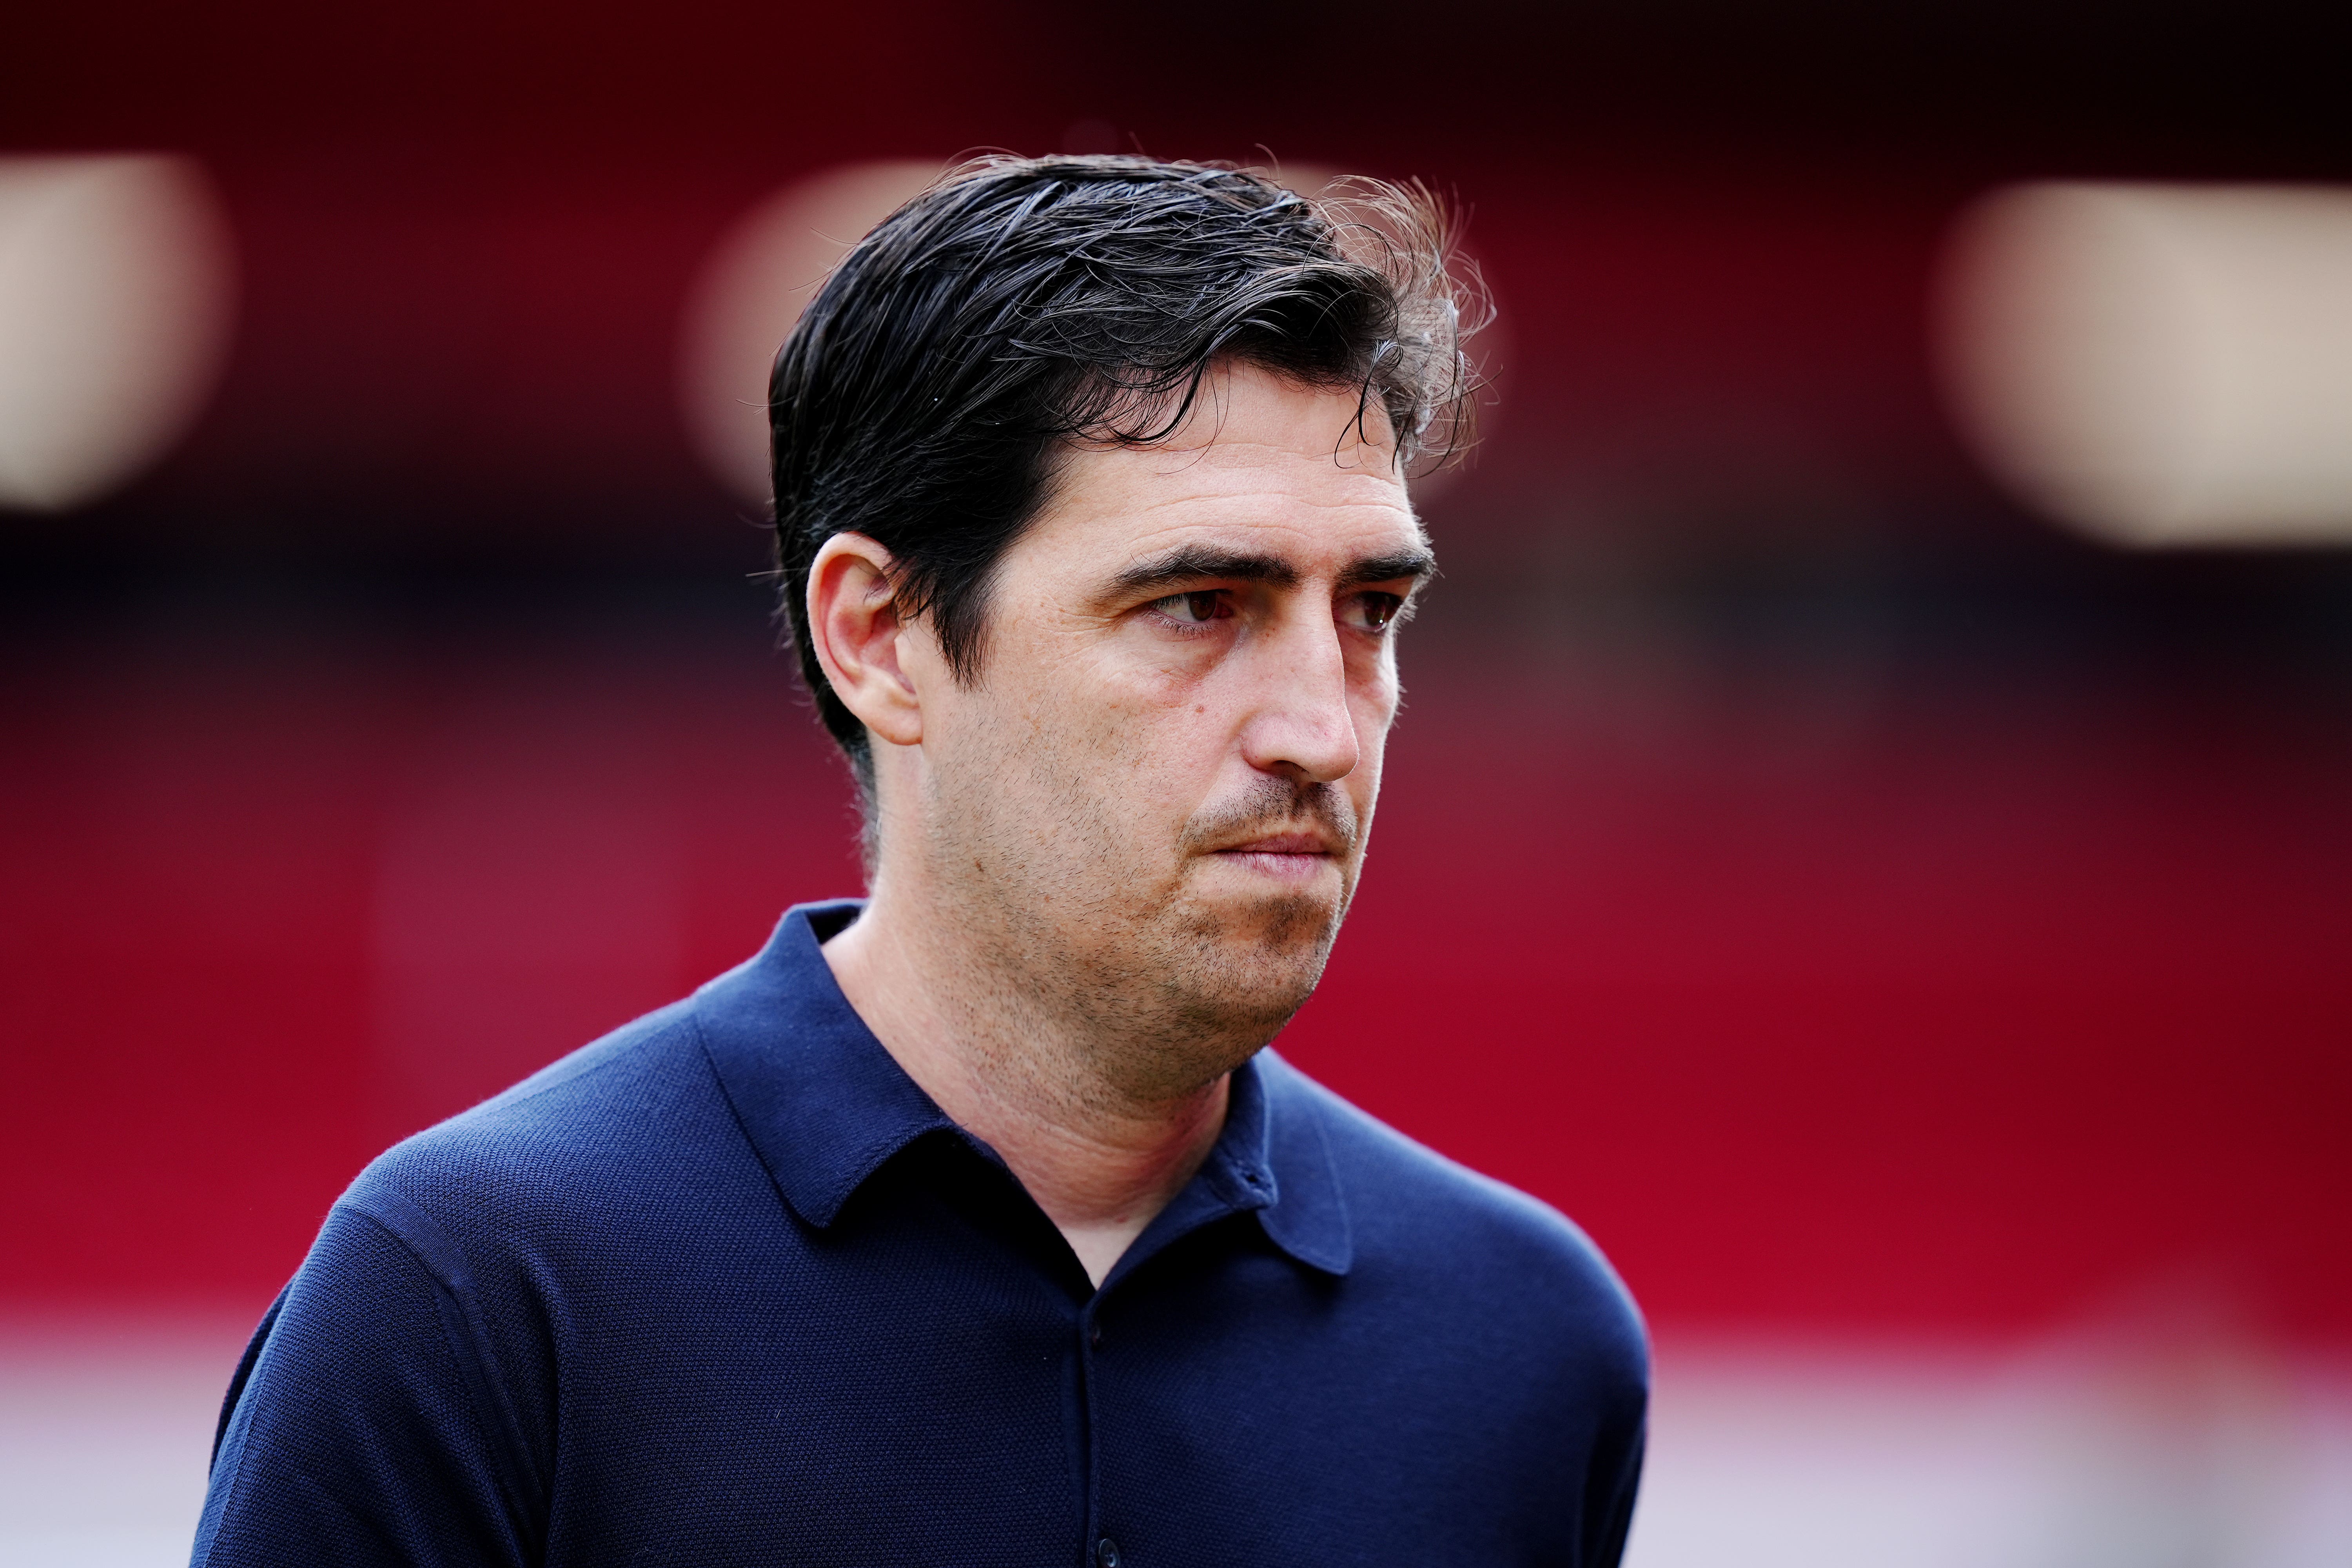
[820,874,1232,1287]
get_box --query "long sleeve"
[192,1199,544,1568]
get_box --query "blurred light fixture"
[0,155,235,512]
[678,161,944,506]
[1937,181,2352,547]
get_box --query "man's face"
[908,362,1430,1096]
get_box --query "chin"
[1075,886,1343,1097]
[1179,870,1341,945]
[1171,887,1343,1015]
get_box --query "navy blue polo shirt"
[194,901,1648,1567]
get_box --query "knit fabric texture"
[193,901,1648,1567]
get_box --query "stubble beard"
[928,766,1363,1111]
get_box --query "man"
[194,156,1647,1567]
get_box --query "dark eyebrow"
[1336,550,1439,590]
[1108,547,1301,598]
[1107,545,1436,600]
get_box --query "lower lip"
[1213,850,1334,881]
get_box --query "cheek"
[992,649,1206,812]
[1348,668,1400,782]
[1081,677,1254,832]
[1352,658,1401,732]
[1114,690,1232,792]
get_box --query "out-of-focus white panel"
[0,156,235,512]
[1629,1335,2352,1568]
[677,161,944,506]
[0,1315,251,1568]
[1938,181,2352,548]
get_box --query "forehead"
[1017,367,1423,578]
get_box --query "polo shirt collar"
[1240,1051,1354,1275]
[693,901,1352,1277]
[692,900,957,1229]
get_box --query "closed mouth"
[1212,831,1342,858]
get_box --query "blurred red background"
[4,0,2347,1355]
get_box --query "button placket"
[1077,1307,1106,1567]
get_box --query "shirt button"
[1096,1539,1122,1568]
[1089,1324,1103,1349]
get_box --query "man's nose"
[1238,614,1361,784]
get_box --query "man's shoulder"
[1262,1054,1648,1366]
[338,991,747,1261]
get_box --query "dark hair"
[768,153,1483,802]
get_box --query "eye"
[1343,592,1406,632]
[1150,590,1230,625]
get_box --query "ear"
[806,532,926,748]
